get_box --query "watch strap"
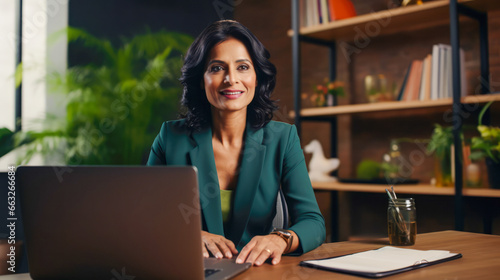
[271,229,293,252]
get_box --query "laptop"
[17,166,251,280]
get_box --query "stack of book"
[397,44,467,102]
[300,0,356,27]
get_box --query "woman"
[147,20,325,266]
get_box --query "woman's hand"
[236,234,287,266]
[201,231,238,259]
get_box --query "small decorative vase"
[326,94,335,106]
[465,162,482,188]
[485,158,500,189]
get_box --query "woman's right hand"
[201,231,239,259]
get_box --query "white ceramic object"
[304,139,340,182]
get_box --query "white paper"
[304,246,459,274]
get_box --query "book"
[300,246,462,278]
[430,44,441,100]
[431,44,467,99]
[460,48,467,97]
[438,44,448,99]
[401,61,416,101]
[299,0,307,27]
[317,0,323,24]
[419,54,432,101]
[397,62,412,101]
[411,60,423,101]
[443,44,453,98]
[403,60,423,101]
[320,0,329,24]
[312,0,319,25]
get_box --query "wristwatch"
[270,229,293,253]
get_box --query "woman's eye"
[210,65,224,72]
[238,64,249,71]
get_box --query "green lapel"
[188,126,225,236]
[226,125,266,246]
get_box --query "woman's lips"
[220,90,244,99]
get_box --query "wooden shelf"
[312,181,500,198]
[287,0,500,42]
[289,93,500,118]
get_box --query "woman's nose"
[224,69,237,85]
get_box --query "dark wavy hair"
[180,20,278,131]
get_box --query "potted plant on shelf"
[313,78,345,107]
[427,124,454,187]
[470,101,500,189]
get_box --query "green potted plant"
[470,101,500,188]
[313,78,345,107]
[427,124,454,187]
[13,27,193,165]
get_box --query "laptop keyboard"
[204,268,221,277]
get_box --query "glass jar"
[383,140,403,179]
[387,198,416,246]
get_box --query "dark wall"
[68,0,233,65]
[69,0,227,38]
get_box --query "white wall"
[0,0,18,131]
[0,0,68,170]
[22,0,68,130]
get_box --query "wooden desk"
[234,230,500,279]
[1,231,498,279]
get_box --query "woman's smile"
[219,88,245,99]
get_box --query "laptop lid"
[18,166,209,279]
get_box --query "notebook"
[300,246,462,278]
[17,166,250,280]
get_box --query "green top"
[220,189,233,223]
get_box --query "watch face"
[274,229,291,238]
[280,231,292,237]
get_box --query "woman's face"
[203,37,257,115]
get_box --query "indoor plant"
[14,27,193,165]
[470,101,500,188]
[313,78,345,107]
[0,128,15,159]
[427,124,454,187]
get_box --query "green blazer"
[147,119,325,254]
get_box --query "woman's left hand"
[235,234,287,266]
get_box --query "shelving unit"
[290,0,500,241]
[290,93,500,118]
[312,182,500,198]
[289,0,500,41]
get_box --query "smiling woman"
[180,20,278,132]
[147,20,325,266]
[203,38,256,115]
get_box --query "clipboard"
[300,246,463,278]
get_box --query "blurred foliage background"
[13,27,193,165]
